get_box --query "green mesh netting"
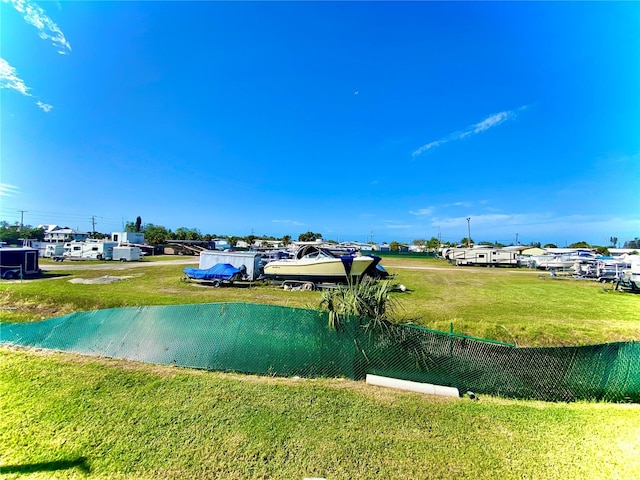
[1,303,638,403]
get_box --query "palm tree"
[320,277,399,330]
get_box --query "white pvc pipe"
[366,374,460,398]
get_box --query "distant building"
[44,227,89,243]
[111,231,145,245]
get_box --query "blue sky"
[1,1,639,246]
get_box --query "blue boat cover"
[183,263,240,280]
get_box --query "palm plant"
[320,277,400,330]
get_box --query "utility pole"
[18,210,27,229]
[90,216,97,236]
[515,233,519,246]
[466,217,471,248]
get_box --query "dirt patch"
[0,291,76,321]
[68,275,137,284]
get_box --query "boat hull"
[263,256,377,284]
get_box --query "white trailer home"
[445,246,519,267]
[62,240,118,260]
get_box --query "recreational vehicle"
[62,240,118,260]
[444,246,519,267]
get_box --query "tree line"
[1,220,639,252]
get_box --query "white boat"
[530,250,597,271]
[263,245,388,284]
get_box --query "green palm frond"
[320,278,401,330]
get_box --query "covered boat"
[262,245,388,284]
[183,263,245,282]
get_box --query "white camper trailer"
[112,246,142,262]
[445,246,519,267]
[62,240,118,260]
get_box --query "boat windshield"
[295,245,338,260]
[302,249,332,259]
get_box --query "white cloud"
[409,207,434,216]
[0,183,20,197]
[0,58,30,95]
[0,57,55,110]
[443,201,473,208]
[412,106,528,157]
[385,224,414,229]
[36,100,53,112]
[383,220,414,229]
[272,219,304,226]
[8,0,72,54]
[426,212,640,245]
[432,213,546,229]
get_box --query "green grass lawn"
[2,257,638,346]
[1,257,639,478]
[1,349,639,479]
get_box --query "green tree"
[143,224,171,244]
[281,235,291,246]
[245,234,257,247]
[0,224,22,244]
[569,241,590,248]
[388,241,400,252]
[135,216,142,232]
[623,238,639,249]
[298,231,321,242]
[0,224,44,243]
[172,227,202,241]
[24,226,45,241]
[460,237,473,247]
[543,243,557,248]
[426,237,440,250]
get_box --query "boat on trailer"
[262,244,388,287]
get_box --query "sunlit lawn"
[1,349,638,479]
[3,257,638,346]
[1,257,639,478]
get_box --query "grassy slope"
[2,257,639,346]
[384,259,640,346]
[1,349,639,479]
